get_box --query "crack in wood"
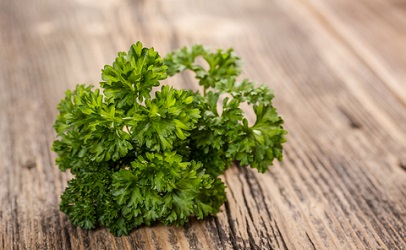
[223,201,240,250]
[306,232,316,250]
[63,227,72,250]
[183,223,202,250]
[213,217,227,250]
[246,218,261,250]
[167,228,180,250]
[12,198,20,250]
[274,221,289,250]
[150,230,163,250]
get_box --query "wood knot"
[399,160,406,172]
[338,107,363,130]
[22,159,36,170]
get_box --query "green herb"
[53,42,287,236]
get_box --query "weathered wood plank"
[0,0,405,249]
[300,0,406,105]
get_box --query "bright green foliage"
[53,42,287,236]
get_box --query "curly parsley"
[52,42,287,236]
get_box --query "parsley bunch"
[53,42,286,236]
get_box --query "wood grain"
[0,0,405,249]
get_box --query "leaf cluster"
[53,42,287,236]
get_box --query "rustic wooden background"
[1,0,405,249]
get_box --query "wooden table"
[1,0,405,249]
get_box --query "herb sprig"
[53,42,286,236]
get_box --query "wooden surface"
[1,0,405,249]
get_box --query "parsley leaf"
[53,42,286,236]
